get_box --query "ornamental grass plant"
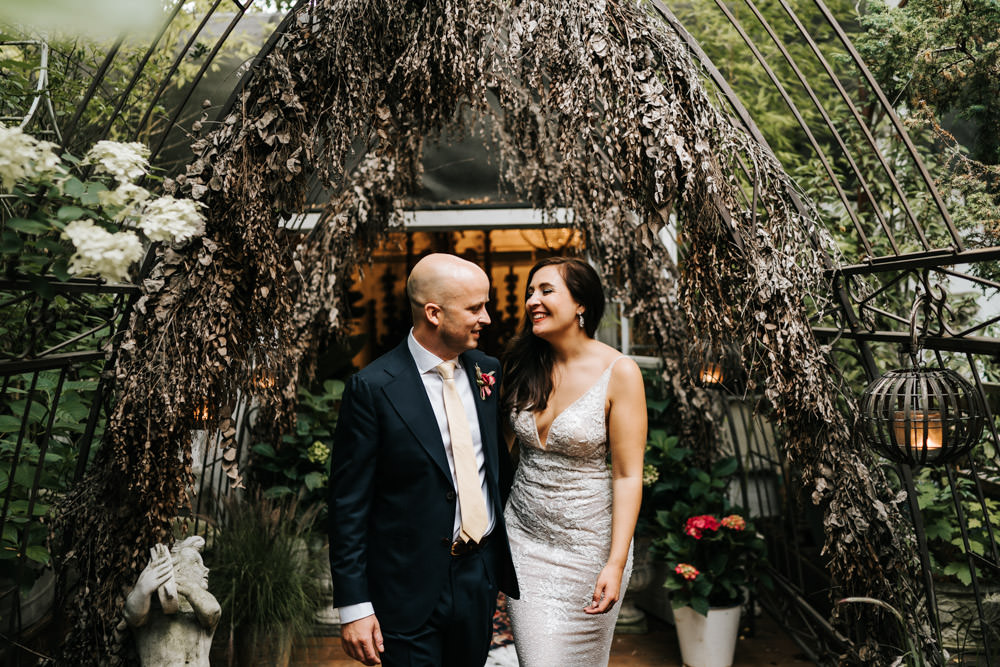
[206,492,321,655]
[652,456,772,616]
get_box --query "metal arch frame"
[60,0,257,158]
[646,1,999,663]
[0,38,62,141]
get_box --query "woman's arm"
[586,357,647,614]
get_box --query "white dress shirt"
[338,331,496,625]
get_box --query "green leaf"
[943,562,971,586]
[262,486,293,499]
[1,230,24,254]
[646,398,669,413]
[51,258,71,281]
[713,457,739,477]
[663,577,683,591]
[24,545,50,565]
[6,218,54,235]
[667,445,689,461]
[0,416,23,433]
[689,480,709,498]
[251,443,277,458]
[303,471,325,490]
[80,182,107,206]
[28,275,55,300]
[690,597,710,616]
[57,205,87,221]
[63,177,85,197]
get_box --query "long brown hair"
[501,257,605,414]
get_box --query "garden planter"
[0,569,55,631]
[673,604,741,667]
[236,624,293,667]
[935,580,1000,659]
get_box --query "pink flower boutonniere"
[474,364,496,400]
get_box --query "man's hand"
[341,614,384,665]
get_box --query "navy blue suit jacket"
[328,340,518,632]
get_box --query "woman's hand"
[585,563,624,614]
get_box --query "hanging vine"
[51,0,932,663]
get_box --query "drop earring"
[578,312,585,329]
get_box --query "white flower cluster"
[63,219,145,283]
[84,140,150,184]
[2,127,206,283]
[138,195,205,243]
[98,183,151,221]
[0,123,61,191]
[642,463,660,488]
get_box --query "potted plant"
[206,493,321,667]
[249,379,342,511]
[652,456,771,667]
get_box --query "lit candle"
[699,363,724,385]
[251,372,275,390]
[193,402,212,423]
[892,410,943,450]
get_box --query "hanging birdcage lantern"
[685,336,744,393]
[860,367,985,466]
[858,291,986,466]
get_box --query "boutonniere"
[474,364,496,400]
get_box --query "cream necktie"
[436,360,489,544]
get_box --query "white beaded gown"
[504,358,633,666]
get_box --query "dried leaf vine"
[52,0,932,663]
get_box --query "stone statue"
[123,536,221,667]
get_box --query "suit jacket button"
[440,537,450,548]
[446,491,456,501]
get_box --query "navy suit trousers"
[380,540,500,667]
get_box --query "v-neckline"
[532,358,620,450]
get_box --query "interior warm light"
[892,411,943,450]
[193,402,212,423]
[251,372,275,390]
[699,363,724,385]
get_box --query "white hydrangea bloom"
[63,219,145,283]
[138,195,206,243]
[84,140,150,184]
[0,123,62,190]
[98,183,151,220]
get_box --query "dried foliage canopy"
[54,0,931,662]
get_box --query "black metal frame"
[650,0,1000,662]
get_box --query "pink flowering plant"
[652,456,771,616]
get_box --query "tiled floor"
[290,613,815,666]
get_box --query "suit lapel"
[381,343,453,482]
[462,354,500,489]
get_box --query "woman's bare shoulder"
[605,351,643,392]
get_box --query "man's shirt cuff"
[338,601,375,624]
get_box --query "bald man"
[329,254,518,666]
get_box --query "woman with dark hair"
[501,257,647,665]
